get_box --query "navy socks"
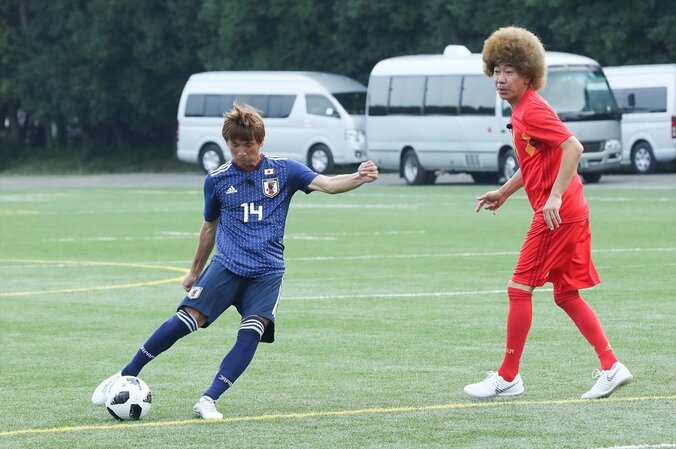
[203,317,264,400]
[122,309,198,376]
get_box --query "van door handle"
[303,119,312,127]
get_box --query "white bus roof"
[370,50,601,77]
[187,71,366,93]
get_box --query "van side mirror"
[325,107,338,117]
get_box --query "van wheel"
[631,141,655,174]
[402,150,435,185]
[581,173,602,183]
[500,149,518,181]
[199,144,225,172]
[308,144,334,174]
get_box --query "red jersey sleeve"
[522,98,572,149]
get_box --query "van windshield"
[540,68,619,121]
[333,92,367,115]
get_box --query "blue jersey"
[203,156,318,277]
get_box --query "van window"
[333,92,367,115]
[306,94,340,117]
[205,95,230,117]
[460,75,495,115]
[424,75,461,115]
[185,94,206,117]
[613,87,667,113]
[233,95,268,114]
[389,76,425,115]
[540,70,618,120]
[266,95,296,118]
[367,76,390,116]
[185,94,296,118]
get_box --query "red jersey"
[511,88,588,222]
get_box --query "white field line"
[592,445,676,449]
[47,230,427,243]
[284,288,519,301]
[286,247,676,262]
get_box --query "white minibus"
[604,64,676,173]
[177,71,367,173]
[366,45,622,184]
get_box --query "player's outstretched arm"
[475,169,523,214]
[182,219,218,291]
[308,160,379,194]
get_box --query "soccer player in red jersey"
[463,27,632,400]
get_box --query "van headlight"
[603,139,621,153]
[345,129,366,144]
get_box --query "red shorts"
[512,217,600,293]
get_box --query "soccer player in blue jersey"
[92,102,379,419]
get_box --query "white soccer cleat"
[581,362,633,399]
[194,396,223,420]
[464,371,524,399]
[91,372,122,406]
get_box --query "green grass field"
[0,177,674,449]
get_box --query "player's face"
[228,139,263,170]
[493,63,531,107]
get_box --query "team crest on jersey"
[187,286,203,300]
[263,178,279,198]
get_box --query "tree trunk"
[7,104,24,146]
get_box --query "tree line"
[1,0,674,158]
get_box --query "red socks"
[497,288,617,380]
[498,287,533,382]
[554,290,617,370]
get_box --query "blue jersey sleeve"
[203,175,220,222]
[286,159,319,193]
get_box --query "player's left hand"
[358,160,379,183]
[542,195,562,230]
[182,272,199,292]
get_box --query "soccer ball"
[105,376,152,421]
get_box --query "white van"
[366,45,622,184]
[177,71,367,173]
[604,64,676,173]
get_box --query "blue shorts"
[178,261,284,343]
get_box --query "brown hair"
[482,26,547,91]
[222,102,266,143]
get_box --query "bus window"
[460,75,495,115]
[367,76,390,116]
[389,76,425,115]
[424,75,461,115]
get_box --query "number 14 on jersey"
[241,202,263,222]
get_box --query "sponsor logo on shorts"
[188,286,203,300]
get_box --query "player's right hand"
[475,190,502,214]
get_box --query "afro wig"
[482,26,547,91]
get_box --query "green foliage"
[1,0,675,159]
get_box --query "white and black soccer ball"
[105,376,152,421]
